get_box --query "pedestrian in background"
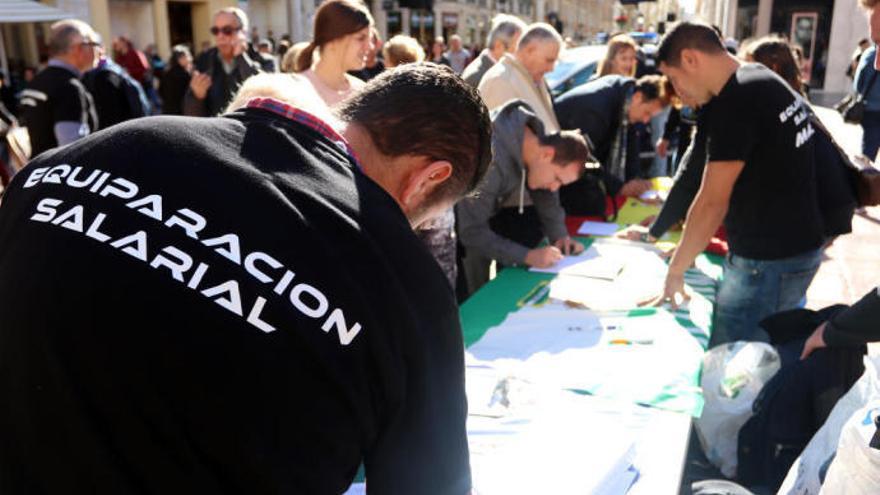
[83,46,150,129]
[382,35,424,68]
[19,19,99,157]
[160,44,193,115]
[597,34,638,78]
[854,0,880,160]
[294,0,373,107]
[445,34,470,74]
[461,14,526,88]
[183,7,261,116]
[479,23,563,133]
[349,28,385,81]
[429,37,451,66]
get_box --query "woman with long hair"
[294,0,373,106]
[597,34,638,78]
[742,36,806,97]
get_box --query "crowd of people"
[0,0,879,493]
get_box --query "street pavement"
[808,107,879,320]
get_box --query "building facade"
[694,0,869,94]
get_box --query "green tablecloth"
[459,237,724,417]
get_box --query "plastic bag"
[779,355,880,495]
[695,341,781,478]
[819,400,880,494]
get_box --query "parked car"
[545,45,607,97]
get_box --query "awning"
[0,0,74,23]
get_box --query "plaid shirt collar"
[244,97,362,169]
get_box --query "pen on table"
[609,339,654,345]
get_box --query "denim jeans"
[711,248,822,347]
[861,110,880,160]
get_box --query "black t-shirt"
[19,65,98,157]
[0,106,471,494]
[706,64,824,259]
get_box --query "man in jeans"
[653,21,825,345]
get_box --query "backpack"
[809,113,858,238]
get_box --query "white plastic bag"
[819,400,880,494]
[779,355,880,495]
[695,341,781,478]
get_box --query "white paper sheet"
[577,220,620,236]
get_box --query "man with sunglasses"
[19,20,99,157]
[183,7,261,117]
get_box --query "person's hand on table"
[553,236,584,255]
[619,179,652,198]
[641,268,690,309]
[525,246,563,268]
[615,225,656,243]
[656,138,669,158]
[189,70,212,100]
[800,322,828,360]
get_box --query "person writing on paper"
[554,74,672,215]
[651,22,825,345]
[457,99,589,294]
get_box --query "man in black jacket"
[0,65,491,494]
[19,19,100,156]
[183,7,261,116]
[554,74,670,215]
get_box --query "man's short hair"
[656,21,725,67]
[516,23,562,51]
[486,14,527,50]
[539,130,590,167]
[337,63,492,203]
[383,35,425,66]
[634,74,674,106]
[48,20,98,57]
[214,7,249,33]
[861,0,879,8]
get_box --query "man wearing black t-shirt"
[654,22,825,344]
[0,65,491,494]
[19,19,100,157]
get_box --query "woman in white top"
[294,0,374,107]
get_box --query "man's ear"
[400,159,453,208]
[538,144,555,165]
[680,48,699,71]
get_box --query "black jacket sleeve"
[823,287,880,346]
[648,136,706,238]
[663,107,681,141]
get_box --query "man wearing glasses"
[19,20,100,157]
[183,7,262,117]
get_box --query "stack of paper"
[466,377,639,495]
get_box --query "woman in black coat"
[159,45,193,115]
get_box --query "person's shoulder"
[345,73,367,90]
[194,48,216,68]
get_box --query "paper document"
[530,246,625,280]
[468,387,638,495]
[577,220,620,237]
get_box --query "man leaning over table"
[457,99,590,295]
[651,22,825,346]
[0,66,490,494]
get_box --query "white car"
[545,45,607,98]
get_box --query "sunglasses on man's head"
[210,25,241,36]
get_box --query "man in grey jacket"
[457,100,589,294]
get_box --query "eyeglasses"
[80,41,102,48]
[210,25,241,36]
